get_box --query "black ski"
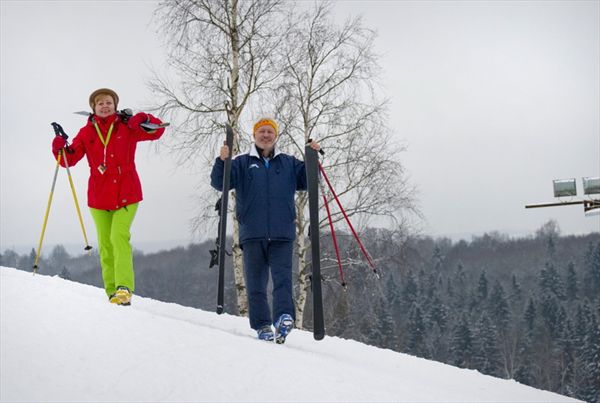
[216,124,234,314]
[304,145,325,340]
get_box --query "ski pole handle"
[51,122,69,140]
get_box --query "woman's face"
[94,95,116,118]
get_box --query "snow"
[0,266,581,403]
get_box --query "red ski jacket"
[52,113,165,211]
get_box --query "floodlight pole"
[525,199,600,212]
[526,177,600,214]
[526,201,584,209]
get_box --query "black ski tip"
[224,124,234,147]
[313,332,325,341]
[216,305,224,315]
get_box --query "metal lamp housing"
[553,179,577,198]
[582,177,600,195]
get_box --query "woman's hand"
[128,112,149,129]
[52,136,67,152]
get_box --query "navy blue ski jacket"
[211,145,307,244]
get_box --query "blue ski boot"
[274,314,294,344]
[257,325,275,341]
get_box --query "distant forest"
[2,222,599,403]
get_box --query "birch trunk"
[294,192,310,329]
[226,0,249,316]
[231,196,248,316]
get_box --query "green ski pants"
[90,203,139,297]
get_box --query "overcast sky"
[1,0,598,255]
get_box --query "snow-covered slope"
[0,267,581,402]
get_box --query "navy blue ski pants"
[242,240,295,330]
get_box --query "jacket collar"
[90,113,119,130]
[249,143,281,159]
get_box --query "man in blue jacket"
[211,117,320,343]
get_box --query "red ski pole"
[319,181,347,288]
[318,163,377,274]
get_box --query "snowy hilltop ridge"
[0,267,581,403]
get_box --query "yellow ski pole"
[33,151,62,274]
[62,152,92,253]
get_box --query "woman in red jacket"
[51,88,166,306]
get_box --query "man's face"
[254,124,277,152]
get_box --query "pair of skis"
[214,124,324,341]
[73,110,170,131]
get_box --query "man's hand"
[220,141,230,161]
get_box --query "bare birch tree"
[150,0,287,316]
[271,2,418,328]
[150,0,417,330]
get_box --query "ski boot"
[108,293,120,304]
[274,314,294,344]
[257,325,275,341]
[114,286,132,306]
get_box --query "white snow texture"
[0,267,582,402]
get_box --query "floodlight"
[553,179,577,198]
[582,177,600,195]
